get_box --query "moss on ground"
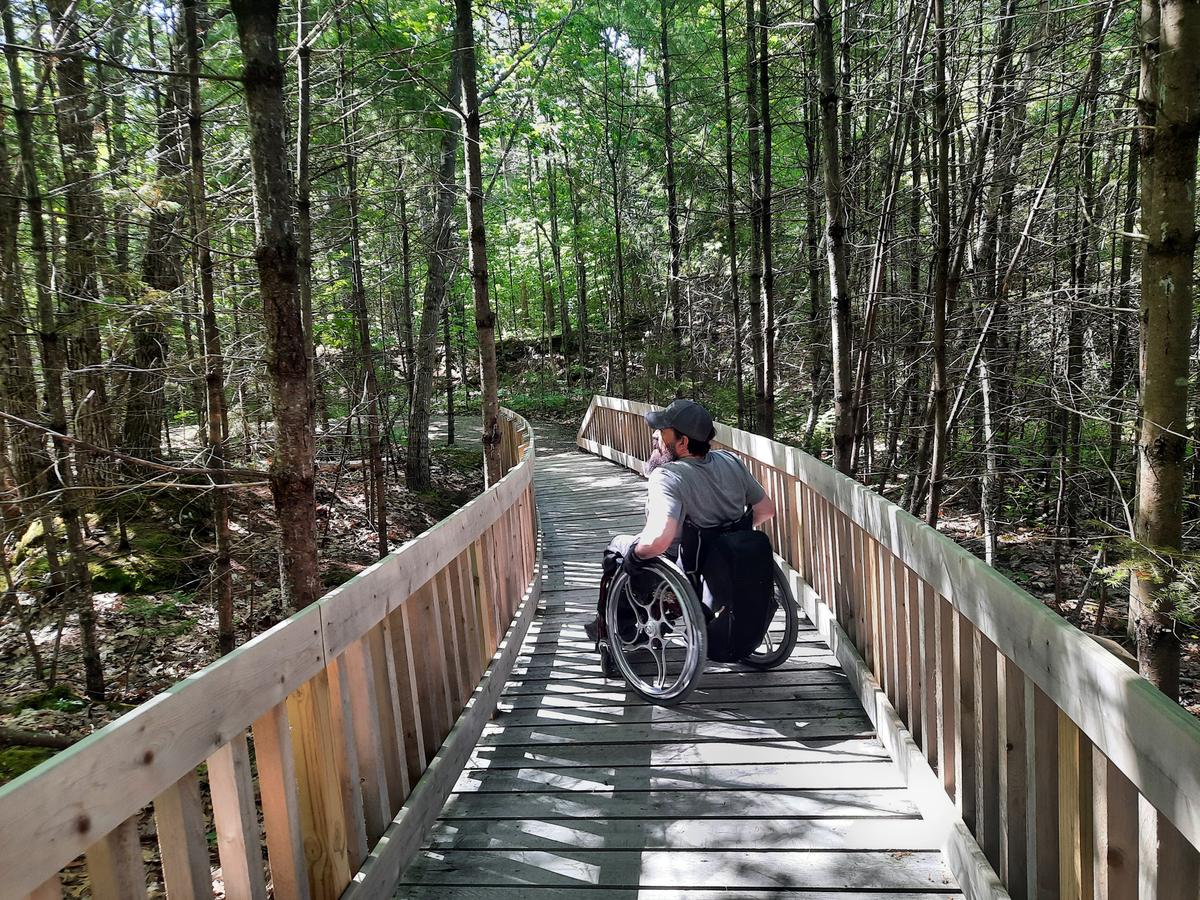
[0,746,56,783]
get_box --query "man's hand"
[621,542,648,577]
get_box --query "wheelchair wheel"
[605,559,707,705]
[741,563,799,669]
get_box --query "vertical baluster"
[339,637,391,845]
[86,816,146,900]
[878,542,895,698]
[368,622,408,807]
[1028,682,1060,900]
[975,631,1001,870]
[918,578,938,766]
[1093,752,1136,899]
[387,605,428,787]
[1000,656,1029,899]
[253,701,312,900]
[891,551,909,724]
[208,732,269,900]
[434,565,470,706]
[154,770,211,900]
[325,655,369,866]
[904,567,921,740]
[954,610,978,829]
[935,593,957,795]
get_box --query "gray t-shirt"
[646,449,766,529]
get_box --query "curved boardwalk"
[395,426,964,898]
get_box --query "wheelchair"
[600,550,800,706]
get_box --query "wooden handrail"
[1,409,540,900]
[579,395,1200,898]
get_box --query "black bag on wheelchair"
[682,520,777,663]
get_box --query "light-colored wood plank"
[399,848,954,890]
[287,672,353,898]
[368,622,407,810]
[399,890,964,900]
[466,737,891,769]
[388,605,428,787]
[153,770,210,900]
[25,876,62,900]
[252,701,312,900]
[476,715,873,746]
[85,816,145,900]
[326,653,369,867]
[1058,711,1093,900]
[1028,682,1059,900]
[208,732,268,900]
[955,609,978,830]
[424,815,941,851]
[1000,655,1029,899]
[341,637,392,845]
[490,696,862,727]
[451,760,905,793]
[1098,753,1138,900]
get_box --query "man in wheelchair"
[584,400,780,686]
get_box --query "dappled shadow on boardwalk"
[395,434,962,898]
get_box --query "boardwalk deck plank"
[393,429,961,897]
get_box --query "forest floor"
[0,418,486,786]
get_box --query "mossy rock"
[89,525,195,593]
[0,746,56,784]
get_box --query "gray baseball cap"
[645,399,715,443]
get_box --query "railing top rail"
[0,409,535,897]
[580,395,1200,850]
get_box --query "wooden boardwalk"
[395,429,963,898]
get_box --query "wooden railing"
[1,409,540,900]
[579,396,1200,900]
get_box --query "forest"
[0,0,1196,783]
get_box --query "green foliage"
[119,593,195,638]
[1101,539,1200,626]
[12,685,84,714]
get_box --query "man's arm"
[635,472,680,558]
[751,493,776,527]
[635,506,679,558]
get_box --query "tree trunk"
[338,20,388,558]
[126,33,187,462]
[47,0,113,489]
[816,0,854,474]
[183,0,234,654]
[745,0,766,434]
[4,6,103,700]
[718,0,746,428]
[660,0,684,384]
[924,0,951,527]
[1130,0,1200,699]
[231,0,320,612]
[296,0,319,433]
[407,60,462,492]
[757,0,775,436]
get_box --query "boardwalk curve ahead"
[396,426,964,897]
